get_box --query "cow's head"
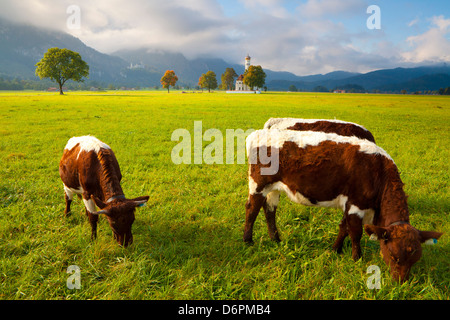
[91,195,149,247]
[365,224,442,282]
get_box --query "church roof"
[237,74,244,81]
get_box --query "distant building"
[235,54,252,91]
[127,62,145,69]
[229,54,261,93]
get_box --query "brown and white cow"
[244,129,442,282]
[59,135,149,247]
[264,118,376,143]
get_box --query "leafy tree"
[199,71,218,93]
[220,68,238,90]
[35,47,89,95]
[288,84,298,92]
[160,70,178,93]
[313,85,328,92]
[438,87,450,95]
[243,65,266,91]
[198,76,204,92]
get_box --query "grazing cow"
[244,129,442,282]
[264,118,376,143]
[59,135,149,247]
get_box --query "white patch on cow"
[248,176,259,195]
[65,135,111,158]
[63,184,83,200]
[246,129,393,162]
[265,191,280,211]
[317,195,349,211]
[83,197,97,214]
[263,118,370,132]
[261,181,313,206]
[260,181,349,211]
[348,204,375,225]
[348,204,365,219]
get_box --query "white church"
[227,54,261,93]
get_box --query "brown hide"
[287,121,376,143]
[59,138,149,247]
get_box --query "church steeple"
[245,54,251,70]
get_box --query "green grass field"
[0,91,449,300]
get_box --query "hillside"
[268,65,450,92]
[0,17,302,87]
[0,18,132,85]
[1,17,449,92]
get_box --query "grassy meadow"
[0,90,449,300]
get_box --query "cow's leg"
[82,193,99,240]
[346,209,363,261]
[63,185,74,216]
[87,211,99,240]
[263,191,281,242]
[332,214,348,253]
[243,193,265,243]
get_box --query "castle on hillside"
[235,54,252,91]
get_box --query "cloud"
[408,17,420,27]
[297,0,367,18]
[1,0,448,75]
[402,15,450,63]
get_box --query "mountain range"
[1,17,449,92]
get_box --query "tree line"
[24,47,267,94]
[10,47,449,94]
[162,66,266,93]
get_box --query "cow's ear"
[418,230,443,244]
[130,196,149,207]
[91,195,107,209]
[92,209,110,216]
[364,225,390,241]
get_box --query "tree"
[198,76,204,92]
[35,47,89,95]
[243,65,266,91]
[288,84,298,92]
[160,70,178,93]
[199,71,218,93]
[313,85,328,92]
[220,68,238,90]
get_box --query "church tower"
[245,54,251,70]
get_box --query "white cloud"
[402,15,450,63]
[408,17,420,27]
[1,0,448,75]
[297,0,367,18]
[431,15,450,31]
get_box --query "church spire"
[245,54,251,70]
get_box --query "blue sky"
[1,0,449,75]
